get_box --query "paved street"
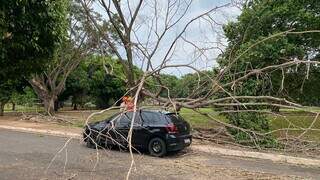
[0,129,319,180]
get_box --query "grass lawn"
[270,113,320,142]
[179,108,226,129]
[4,104,44,113]
[179,108,320,142]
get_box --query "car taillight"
[165,124,178,134]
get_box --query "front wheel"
[148,138,167,157]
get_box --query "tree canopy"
[60,55,127,109]
[0,0,68,115]
[219,0,320,103]
[217,0,320,145]
[0,0,68,81]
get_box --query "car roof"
[139,109,177,115]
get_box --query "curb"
[193,145,320,168]
[1,125,319,168]
[0,125,81,139]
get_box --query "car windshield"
[109,112,141,125]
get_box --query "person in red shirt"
[120,96,134,112]
[126,96,134,112]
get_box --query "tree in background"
[220,0,320,102]
[28,0,104,115]
[0,0,68,115]
[59,61,91,110]
[0,81,17,115]
[60,55,127,109]
[218,0,320,145]
[11,86,38,109]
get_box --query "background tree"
[60,55,127,109]
[86,56,125,108]
[28,0,102,115]
[0,81,18,115]
[59,61,91,110]
[217,0,320,144]
[0,0,68,115]
[219,0,320,103]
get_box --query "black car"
[83,110,192,157]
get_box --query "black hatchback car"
[83,110,192,157]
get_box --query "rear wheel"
[148,138,167,157]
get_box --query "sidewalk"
[1,118,320,168]
[0,118,82,138]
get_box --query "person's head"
[122,96,128,102]
[127,96,133,102]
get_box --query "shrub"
[227,112,278,148]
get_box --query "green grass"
[4,104,44,113]
[269,113,320,142]
[178,108,320,142]
[73,110,119,127]
[179,108,226,129]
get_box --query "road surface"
[0,129,319,180]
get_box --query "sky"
[92,0,242,76]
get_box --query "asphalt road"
[0,129,319,180]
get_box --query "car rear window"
[141,112,168,126]
[165,113,185,124]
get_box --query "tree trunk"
[12,102,15,111]
[43,97,56,116]
[54,100,59,112]
[73,103,78,110]
[0,102,5,116]
[29,77,60,116]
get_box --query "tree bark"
[29,77,61,115]
[73,103,78,110]
[54,100,59,112]
[0,102,5,116]
[12,102,15,111]
[43,96,56,115]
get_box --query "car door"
[139,112,166,147]
[99,114,121,146]
[127,112,148,147]
[114,113,131,146]
[114,112,146,148]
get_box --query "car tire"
[148,137,167,157]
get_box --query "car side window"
[94,121,107,130]
[114,114,131,128]
[114,112,142,128]
[126,112,142,126]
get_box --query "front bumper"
[166,134,192,151]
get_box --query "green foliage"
[60,55,126,109]
[219,0,320,145]
[176,71,216,98]
[219,0,320,102]
[146,74,179,98]
[146,70,216,99]
[0,80,16,103]
[0,0,68,112]
[0,0,69,81]
[60,61,91,108]
[227,112,278,148]
[11,87,37,106]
